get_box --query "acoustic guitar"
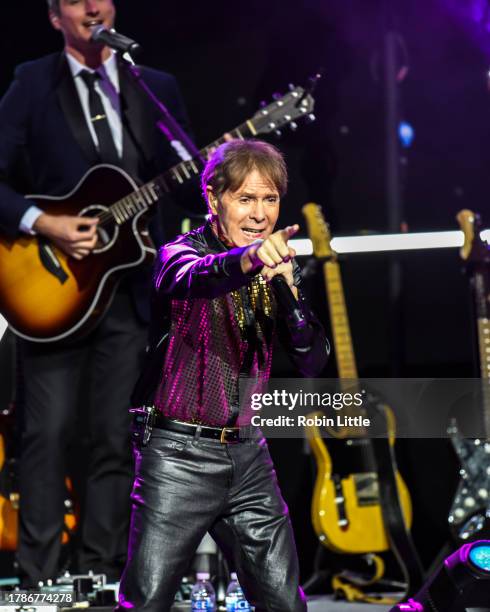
[0,85,315,343]
[301,202,412,555]
[448,209,490,541]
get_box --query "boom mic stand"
[119,50,203,165]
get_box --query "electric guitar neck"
[448,209,490,540]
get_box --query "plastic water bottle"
[225,573,251,611]
[190,572,216,611]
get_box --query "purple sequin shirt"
[151,223,328,427]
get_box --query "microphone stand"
[118,51,204,165]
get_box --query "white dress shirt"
[67,50,123,158]
[20,50,123,233]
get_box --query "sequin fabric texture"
[153,227,276,427]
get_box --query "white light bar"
[290,230,490,256]
[0,315,7,343]
[289,238,313,256]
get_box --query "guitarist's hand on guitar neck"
[33,213,99,261]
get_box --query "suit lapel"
[55,54,100,166]
[118,61,155,170]
[54,54,156,176]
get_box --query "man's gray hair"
[201,140,288,211]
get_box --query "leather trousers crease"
[116,429,307,611]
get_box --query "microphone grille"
[90,24,107,42]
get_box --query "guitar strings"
[88,130,240,229]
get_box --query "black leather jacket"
[132,223,329,424]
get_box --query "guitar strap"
[371,404,425,598]
[331,403,424,604]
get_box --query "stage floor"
[11,599,488,611]
[307,596,391,611]
[172,597,392,611]
[170,600,391,612]
[178,601,490,612]
[110,599,391,612]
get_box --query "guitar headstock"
[250,86,315,136]
[302,202,336,259]
[456,209,489,262]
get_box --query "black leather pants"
[116,429,307,611]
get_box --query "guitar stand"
[302,543,334,595]
[332,556,407,605]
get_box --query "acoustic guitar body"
[0,166,154,342]
[0,88,316,342]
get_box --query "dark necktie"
[79,69,120,165]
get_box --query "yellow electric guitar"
[302,203,412,555]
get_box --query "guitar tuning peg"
[289,122,298,131]
[288,83,295,91]
[260,100,267,108]
[306,113,316,124]
[274,129,282,139]
[272,92,282,100]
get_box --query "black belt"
[154,413,243,443]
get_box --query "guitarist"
[0,0,195,587]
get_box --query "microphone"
[91,25,141,55]
[270,274,307,329]
[271,275,315,348]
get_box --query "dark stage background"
[2,0,490,585]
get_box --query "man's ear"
[206,186,218,215]
[49,9,61,31]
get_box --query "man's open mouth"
[241,228,265,238]
[84,20,104,29]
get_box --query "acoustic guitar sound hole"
[79,204,119,254]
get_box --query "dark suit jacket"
[0,52,193,323]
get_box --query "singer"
[117,140,329,611]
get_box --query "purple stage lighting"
[391,539,490,611]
